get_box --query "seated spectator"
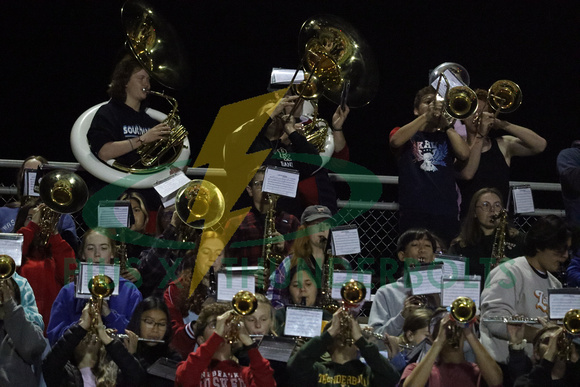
[164,231,225,358]
[0,276,46,386]
[449,187,525,288]
[368,228,438,337]
[43,302,143,387]
[287,308,400,386]
[400,308,503,387]
[119,296,182,386]
[47,228,143,345]
[175,302,276,387]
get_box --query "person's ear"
[413,108,419,116]
[245,185,253,197]
[398,251,406,262]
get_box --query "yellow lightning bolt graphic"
[187,89,288,296]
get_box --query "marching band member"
[400,308,503,387]
[175,303,276,387]
[368,228,438,337]
[389,86,469,245]
[47,228,143,345]
[449,187,525,288]
[287,308,400,387]
[457,88,546,217]
[480,215,571,369]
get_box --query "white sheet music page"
[548,290,580,319]
[512,186,535,214]
[331,226,361,256]
[441,276,481,313]
[98,201,130,228]
[262,167,299,198]
[77,263,120,299]
[217,272,256,301]
[0,233,24,266]
[284,306,323,337]
[154,171,191,207]
[409,265,443,295]
[331,271,372,301]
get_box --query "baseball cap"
[300,205,332,224]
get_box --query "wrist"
[332,127,343,132]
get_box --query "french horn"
[70,0,191,189]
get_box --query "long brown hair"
[455,187,503,247]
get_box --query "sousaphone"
[70,0,191,188]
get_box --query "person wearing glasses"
[119,297,182,386]
[449,187,525,288]
[480,215,571,370]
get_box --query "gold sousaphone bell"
[294,15,379,108]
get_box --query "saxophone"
[260,193,283,293]
[490,209,508,269]
[320,246,340,313]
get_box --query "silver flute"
[481,316,540,324]
[114,334,165,343]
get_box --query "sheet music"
[549,293,580,319]
[409,266,443,295]
[512,186,535,214]
[24,170,39,197]
[98,201,130,228]
[331,227,361,256]
[430,69,463,97]
[331,271,371,301]
[262,167,299,198]
[271,68,304,85]
[77,263,120,299]
[284,306,323,338]
[258,336,296,362]
[217,272,255,301]
[441,277,481,312]
[436,258,466,278]
[154,171,190,199]
[0,233,24,266]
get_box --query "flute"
[114,334,165,343]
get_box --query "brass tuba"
[38,170,89,246]
[223,290,258,344]
[429,62,478,120]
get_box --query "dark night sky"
[2,1,578,200]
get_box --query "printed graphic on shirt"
[411,139,448,172]
[123,125,150,136]
[318,372,369,386]
[276,148,294,168]
[200,369,246,387]
[534,289,549,314]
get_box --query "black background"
[2,1,578,204]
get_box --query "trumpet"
[223,290,258,344]
[0,255,16,283]
[85,275,115,340]
[338,280,366,346]
[447,296,477,348]
[556,309,580,361]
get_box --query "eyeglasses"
[141,318,167,330]
[251,181,263,188]
[476,201,503,212]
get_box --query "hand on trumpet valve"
[402,295,425,318]
[0,279,15,307]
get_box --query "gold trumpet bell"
[175,180,225,229]
[450,296,477,323]
[89,275,115,299]
[0,255,16,280]
[563,309,580,335]
[232,290,258,316]
[341,279,367,307]
[488,80,522,113]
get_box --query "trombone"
[429,62,478,121]
[473,80,522,131]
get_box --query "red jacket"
[175,332,276,387]
[164,279,197,359]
